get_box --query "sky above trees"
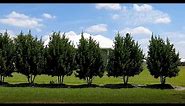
[0,3,185,60]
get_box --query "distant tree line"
[0,30,182,85]
[179,62,185,66]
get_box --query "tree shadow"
[3,82,36,87]
[101,83,136,89]
[141,84,174,89]
[0,81,175,90]
[2,82,100,88]
[0,81,9,86]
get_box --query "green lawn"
[0,66,185,103]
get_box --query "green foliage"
[14,30,45,84]
[147,35,180,84]
[46,32,76,84]
[0,31,15,82]
[75,32,104,85]
[100,48,112,68]
[107,33,144,84]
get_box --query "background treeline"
[0,30,182,85]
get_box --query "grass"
[0,87,185,103]
[0,66,185,103]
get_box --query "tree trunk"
[86,77,92,85]
[126,76,129,84]
[61,75,64,84]
[123,75,129,85]
[160,76,166,85]
[0,75,3,82]
[31,75,36,84]
[123,75,125,84]
[0,75,2,82]
[58,76,60,84]
[27,76,30,83]
[2,76,4,82]
[58,76,62,84]
[86,77,89,85]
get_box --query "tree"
[107,33,144,85]
[0,31,15,83]
[75,32,104,85]
[14,30,45,84]
[146,35,180,85]
[100,48,112,68]
[46,32,76,84]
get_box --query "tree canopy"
[75,32,104,85]
[0,31,15,83]
[46,32,76,84]
[147,35,180,84]
[14,31,45,84]
[107,33,144,84]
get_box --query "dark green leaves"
[75,32,104,85]
[147,35,180,84]
[107,33,144,84]
[0,31,15,82]
[14,31,45,84]
[46,32,76,84]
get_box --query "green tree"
[14,30,45,84]
[46,32,76,84]
[147,35,180,85]
[75,33,104,85]
[0,31,15,83]
[107,33,144,85]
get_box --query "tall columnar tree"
[46,32,76,84]
[147,35,180,85]
[75,32,104,85]
[14,31,45,84]
[0,31,15,83]
[107,33,144,85]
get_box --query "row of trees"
[0,30,181,85]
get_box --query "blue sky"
[0,3,185,60]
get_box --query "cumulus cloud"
[181,58,185,62]
[121,26,152,36]
[42,13,56,19]
[43,31,113,48]
[133,4,153,12]
[0,11,43,31]
[111,4,171,25]
[161,31,185,59]
[95,3,121,11]
[112,14,120,20]
[85,24,108,33]
[154,17,171,24]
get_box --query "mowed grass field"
[0,66,185,103]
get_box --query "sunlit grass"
[0,66,184,103]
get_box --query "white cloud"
[154,17,171,24]
[181,58,185,62]
[42,13,56,19]
[138,38,150,56]
[85,24,108,33]
[121,6,127,12]
[121,26,152,36]
[112,4,171,25]
[95,3,121,11]
[43,31,113,48]
[0,11,43,31]
[112,14,120,20]
[133,4,153,12]
[161,31,185,59]
[120,26,152,57]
